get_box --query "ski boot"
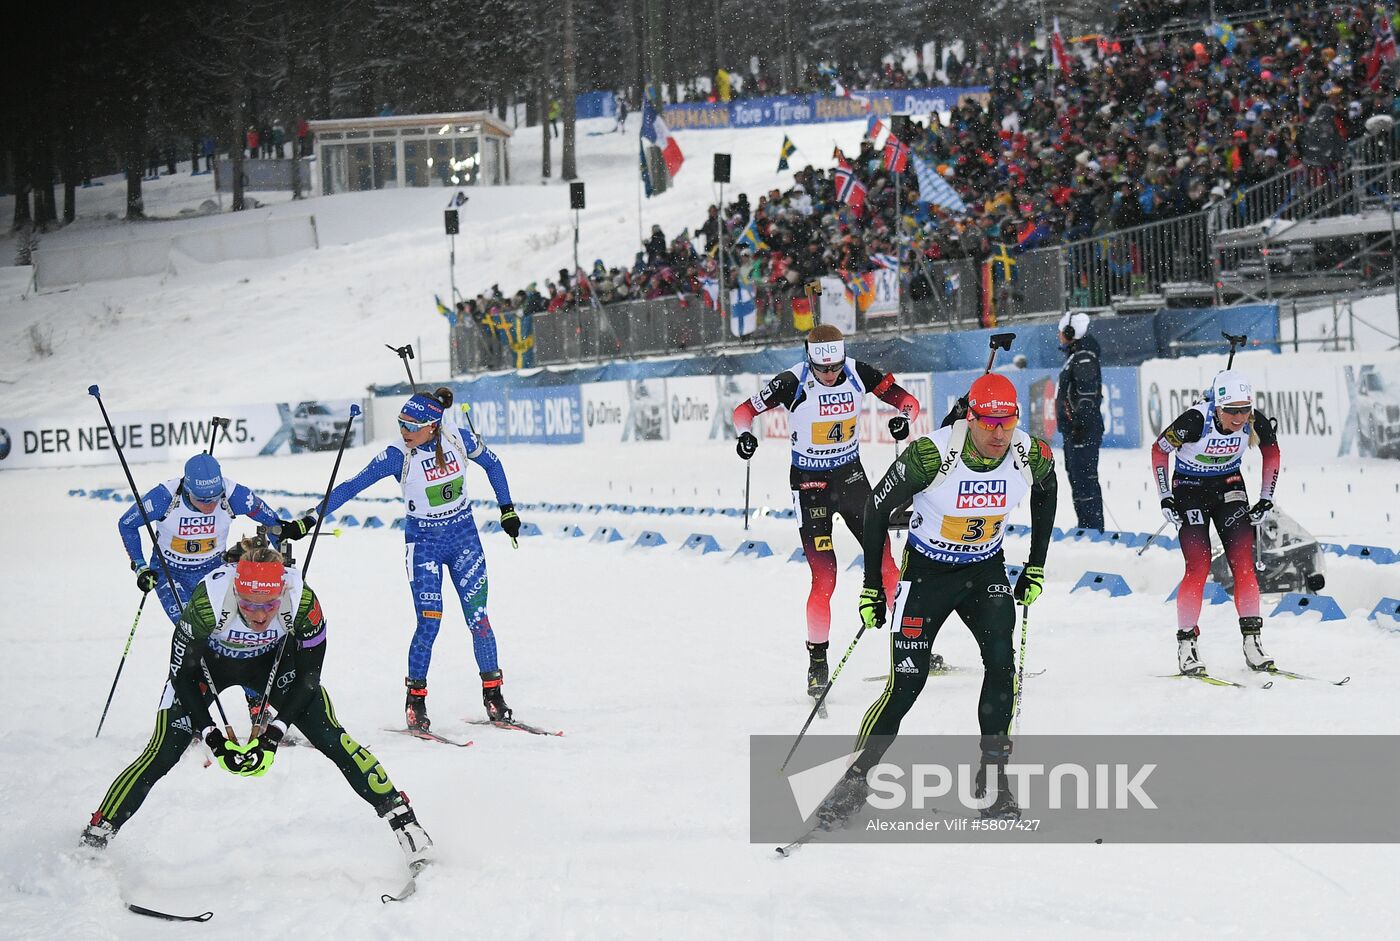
[405,678,430,731]
[806,641,829,699]
[975,735,1021,820]
[1177,626,1205,675]
[814,765,871,830]
[1240,617,1274,671]
[80,812,116,851]
[246,691,267,734]
[377,791,433,871]
[481,670,512,723]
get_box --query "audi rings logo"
[276,671,296,690]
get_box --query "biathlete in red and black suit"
[1152,368,1282,676]
[731,325,921,699]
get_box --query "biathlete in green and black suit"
[81,536,432,869]
[826,372,1057,822]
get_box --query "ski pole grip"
[88,385,100,397]
[350,404,362,418]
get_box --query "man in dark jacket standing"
[1055,311,1104,531]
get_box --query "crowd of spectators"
[458,2,1400,353]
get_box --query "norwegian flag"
[882,136,909,173]
[833,162,867,216]
[1051,18,1071,76]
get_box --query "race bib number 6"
[426,476,462,507]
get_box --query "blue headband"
[401,394,445,423]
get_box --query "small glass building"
[309,111,512,194]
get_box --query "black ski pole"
[1223,332,1248,368]
[386,343,419,393]
[87,385,237,739]
[205,415,230,456]
[780,625,867,772]
[743,459,751,531]
[95,594,148,738]
[1137,519,1171,556]
[251,404,361,735]
[1009,604,1031,734]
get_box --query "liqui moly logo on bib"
[179,516,217,536]
[1204,441,1239,456]
[818,391,855,416]
[421,455,461,481]
[955,479,1007,509]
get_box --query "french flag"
[641,98,684,177]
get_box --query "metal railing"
[448,268,1037,372]
[1061,212,1213,306]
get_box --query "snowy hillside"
[0,116,868,412]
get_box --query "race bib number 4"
[811,418,856,444]
[939,514,1005,545]
[426,476,463,507]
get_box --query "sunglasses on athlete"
[398,417,439,432]
[1219,404,1252,416]
[968,410,1019,429]
[235,596,281,612]
[810,361,843,375]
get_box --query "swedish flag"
[777,136,797,172]
[434,294,457,326]
[736,218,768,252]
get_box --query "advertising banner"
[0,399,366,471]
[663,87,989,131]
[581,381,630,445]
[503,385,583,445]
[1138,351,1400,461]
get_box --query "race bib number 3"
[939,514,1005,545]
[426,476,462,507]
[811,418,856,444]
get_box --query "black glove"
[1248,498,1274,526]
[736,431,758,460]
[133,564,158,594]
[499,504,521,539]
[888,416,910,441]
[278,515,317,541]
[1160,496,1182,528]
[205,728,246,775]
